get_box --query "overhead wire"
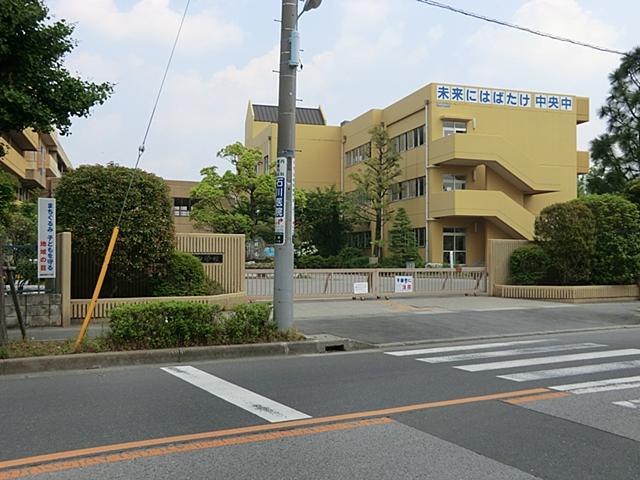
[415,0,627,56]
[117,0,191,226]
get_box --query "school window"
[390,126,425,153]
[173,197,192,217]
[348,231,372,249]
[392,176,426,201]
[345,143,371,167]
[443,120,467,137]
[442,174,466,191]
[414,227,426,248]
[443,227,466,265]
[262,155,270,173]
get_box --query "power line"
[416,0,626,56]
[117,0,191,226]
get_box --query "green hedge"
[509,244,550,285]
[152,251,224,297]
[108,301,279,349]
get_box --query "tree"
[298,187,351,257]
[348,125,401,258]
[388,208,419,264]
[586,47,640,194]
[574,194,640,285]
[0,0,112,156]
[191,142,305,243]
[534,202,596,285]
[624,178,640,206]
[55,164,174,294]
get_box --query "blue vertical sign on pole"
[274,157,287,245]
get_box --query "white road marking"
[161,366,311,423]
[417,343,604,364]
[498,360,640,382]
[550,376,640,395]
[613,399,640,409]
[384,340,549,357]
[456,349,640,372]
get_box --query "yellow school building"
[245,83,590,266]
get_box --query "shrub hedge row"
[108,301,280,350]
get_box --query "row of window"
[344,143,371,167]
[391,176,425,201]
[346,227,465,264]
[391,125,426,153]
[347,230,372,249]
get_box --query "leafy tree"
[191,142,305,243]
[624,178,640,206]
[586,47,640,193]
[534,202,596,285]
[348,125,401,258]
[191,143,271,239]
[0,0,112,156]
[298,187,351,257]
[574,194,640,284]
[389,208,419,263]
[5,194,38,287]
[55,164,174,293]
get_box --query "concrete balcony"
[577,151,589,175]
[430,134,561,194]
[46,154,61,178]
[7,129,39,151]
[430,190,535,240]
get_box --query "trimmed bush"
[109,302,224,349]
[108,301,280,349]
[225,303,277,344]
[153,251,223,297]
[534,201,596,285]
[509,244,551,285]
[574,194,640,284]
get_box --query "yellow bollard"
[72,226,120,352]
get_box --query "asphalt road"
[2,328,640,479]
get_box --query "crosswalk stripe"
[161,366,311,423]
[497,359,640,382]
[417,343,604,364]
[613,399,640,409]
[384,340,548,357]
[455,349,640,372]
[550,376,640,395]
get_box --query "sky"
[46,0,639,181]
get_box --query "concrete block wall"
[5,294,62,328]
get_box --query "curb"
[375,324,640,349]
[0,338,373,376]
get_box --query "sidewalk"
[7,296,640,345]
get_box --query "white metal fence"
[246,268,487,300]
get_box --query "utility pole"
[273,0,321,330]
[273,0,298,331]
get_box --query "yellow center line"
[503,391,570,405]
[0,418,393,480]
[0,387,549,472]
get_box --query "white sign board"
[394,275,413,293]
[436,84,574,111]
[274,157,287,245]
[353,282,369,295]
[37,198,56,279]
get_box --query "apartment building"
[245,83,589,266]
[1,129,72,198]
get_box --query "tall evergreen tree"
[586,47,640,193]
[348,125,401,258]
[389,208,419,263]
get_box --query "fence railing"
[246,268,487,300]
[70,292,247,320]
